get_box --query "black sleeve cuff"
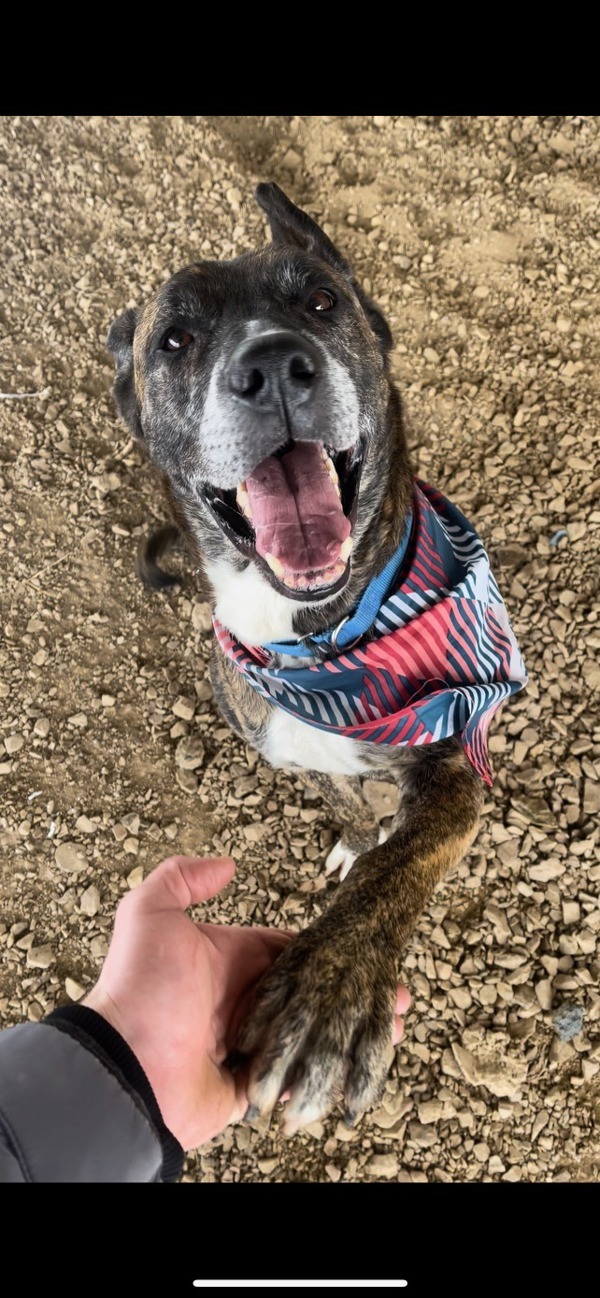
[45,1005,184,1182]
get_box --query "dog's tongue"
[243,441,350,585]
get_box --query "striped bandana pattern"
[213,480,528,786]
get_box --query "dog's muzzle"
[227,331,321,413]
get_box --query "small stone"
[529,861,566,882]
[488,1155,506,1175]
[90,936,108,958]
[191,601,212,632]
[27,944,55,969]
[176,768,198,794]
[4,734,24,754]
[80,884,100,916]
[67,712,88,728]
[112,823,128,842]
[408,1122,438,1147]
[417,1099,444,1124]
[243,823,269,843]
[473,284,490,298]
[75,816,96,835]
[65,977,85,1001]
[423,347,440,364]
[55,841,87,872]
[195,680,213,702]
[502,1167,522,1183]
[473,1142,490,1163]
[121,813,140,836]
[33,717,50,737]
[172,696,195,721]
[535,979,553,1011]
[562,901,580,925]
[325,1163,341,1182]
[123,836,139,856]
[257,1158,278,1175]
[126,865,144,889]
[552,1004,583,1041]
[362,780,399,819]
[175,736,205,770]
[365,1153,399,1178]
[101,694,116,707]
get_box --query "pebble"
[33,717,50,737]
[4,735,23,754]
[243,823,269,842]
[362,780,399,819]
[417,1099,444,1124]
[365,1153,399,1178]
[191,601,212,632]
[65,977,85,1000]
[176,768,198,794]
[552,1004,584,1041]
[175,736,205,770]
[172,696,196,721]
[80,884,100,916]
[26,944,55,969]
[55,841,87,873]
[75,816,96,834]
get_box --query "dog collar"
[213,480,528,786]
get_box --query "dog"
[107,182,527,1133]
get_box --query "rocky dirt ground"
[1,115,599,1183]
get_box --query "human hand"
[84,855,411,1149]
[84,855,291,1149]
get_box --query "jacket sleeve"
[0,1006,184,1183]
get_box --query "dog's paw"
[324,838,357,880]
[325,828,388,880]
[235,920,397,1133]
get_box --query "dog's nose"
[227,331,320,409]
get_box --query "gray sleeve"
[0,1022,164,1182]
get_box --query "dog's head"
[107,183,397,603]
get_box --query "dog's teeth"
[339,537,353,562]
[265,553,285,578]
[236,484,253,520]
[323,451,339,487]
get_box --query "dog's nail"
[343,1108,358,1128]
[244,1104,260,1122]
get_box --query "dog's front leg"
[236,743,483,1131]
[295,770,381,879]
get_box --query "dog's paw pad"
[325,838,357,880]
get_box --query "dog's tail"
[136,524,182,590]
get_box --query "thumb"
[128,855,236,915]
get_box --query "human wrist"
[45,1003,184,1180]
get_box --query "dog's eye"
[307,289,336,313]
[161,328,193,352]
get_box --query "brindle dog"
[107,183,484,1132]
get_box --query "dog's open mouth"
[201,439,363,600]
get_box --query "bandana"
[213,480,528,786]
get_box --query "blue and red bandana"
[214,480,528,786]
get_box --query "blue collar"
[262,510,413,657]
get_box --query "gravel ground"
[1,115,599,1184]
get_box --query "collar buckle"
[330,615,364,654]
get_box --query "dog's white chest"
[264,707,369,776]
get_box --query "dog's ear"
[256,181,351,274]
[106,308,144,440]
[256,182,393,362]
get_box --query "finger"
[395,985,412,1015]
[125,855,236,915]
